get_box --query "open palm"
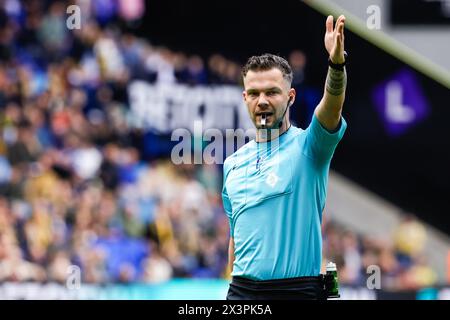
[324,15,346,64]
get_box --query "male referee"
[222,15,348,300]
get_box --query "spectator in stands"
[289,50,306,86]
[142,241,173,283]
[394,214,427,269]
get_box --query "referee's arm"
[315,15,347,132]
[228,237,235,275]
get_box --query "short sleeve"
[303,114,347,164]
[222,177,234,238]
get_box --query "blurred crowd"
[323,215,437,290]
[0,0,244,284]
[0,0,439,290]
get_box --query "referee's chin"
[254,122,274,130]
[255,125,278,131]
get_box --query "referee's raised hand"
[325,15,346,64]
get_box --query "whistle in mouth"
[261,114,266,127]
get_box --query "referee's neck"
[256,122,291,143]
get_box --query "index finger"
[334,15,345,32]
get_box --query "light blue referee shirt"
[222,114,347,280]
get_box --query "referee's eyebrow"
[246,87,282,94]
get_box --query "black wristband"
[328,51,348,71]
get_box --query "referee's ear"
[288,88,296,105]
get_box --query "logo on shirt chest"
[265,172,279,188]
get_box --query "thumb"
[325,15,333,33]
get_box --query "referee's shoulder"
[223,141,253,171]
[289,125,306,141]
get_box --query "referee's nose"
[257,93,269,109]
